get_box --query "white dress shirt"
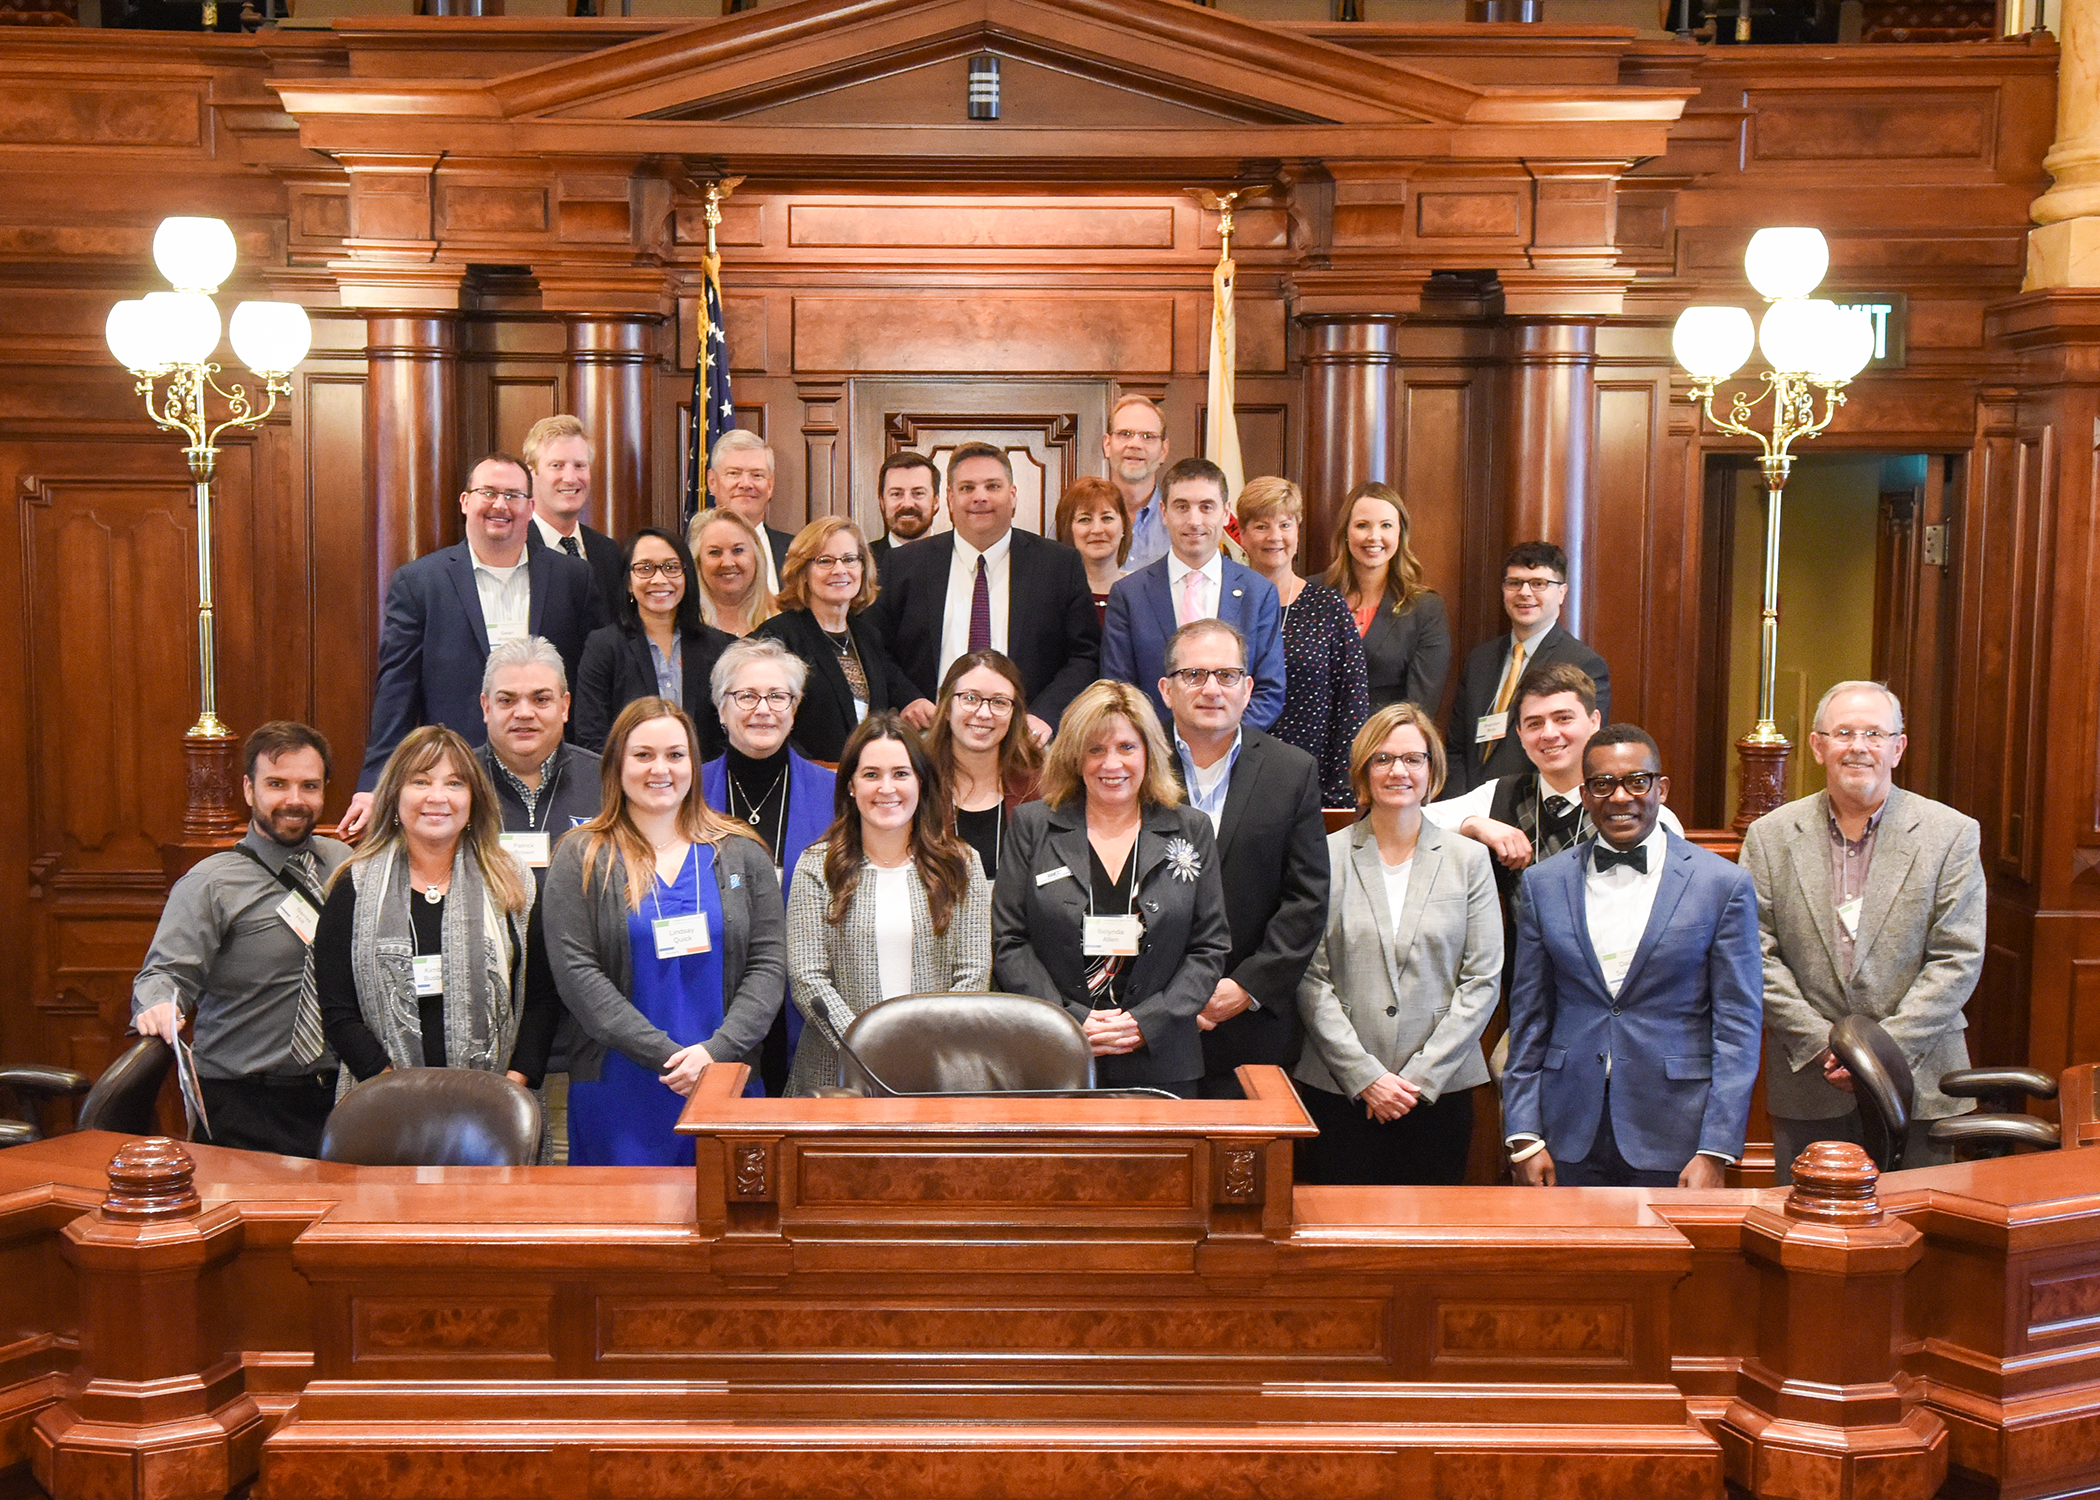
[938,529,1013,683]
[1380,856,1414,934]
[471,550,532,648]
[1166,550,1224,626]
[531,512,583,555]
[871,865,915,1002]
[1584,823,1670,1002]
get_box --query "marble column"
[365,314,459,592]
[2027,0,2100,286]
[1299,315,1402,576]
[1501,317,1597,640]
[566,315,655,539]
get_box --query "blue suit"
[1503,832,1763,1174]
[359,541,600,789]
[1100,556,1286,731]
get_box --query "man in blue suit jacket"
[1101,457,1285,732]
[341,453,601,837]
[1502,724,1762,1188]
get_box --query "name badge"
[1083,913,1142,957]
[653,913,712,960]
[500,831,551,868]
[1836,896,1863,940]
[1035,865,1073,888]
[1598,948,1633,990]
[411,953,444,997]
[276,891,319,944]
[1475,712,1509,745]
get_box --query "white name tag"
[1083,913,1142,957]
[500,831,551,868]
[411,953,444,997]
[653,913,712,959]
[1035,865,1073,887]
[1475,712,1509,745]
[1598,948,1633,990]
[1836,896,1862,940]
[276,891,319,944]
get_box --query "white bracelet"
[1508,1139,1547,1164]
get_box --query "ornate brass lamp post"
[105,216,313,861]
[1671,227,1876,831]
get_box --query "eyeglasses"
[467,486,529,504]
[1110,429,1164,445]
[1814,728,1898,746]
[725,689,796,711]
[1583,772,1661,798]
[1368,751,1430,771]
[629,560,684,580]
[1167,667,1248,689]
[1502,575,1566,595]
[810,553,863,571]
[954,690,1017,717]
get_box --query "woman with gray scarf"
[317,725,554,1090]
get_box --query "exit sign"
[1832,293,1907,369]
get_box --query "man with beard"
[1104,392,1171,572]
[867,450,940,574]
[131,722,352,1157]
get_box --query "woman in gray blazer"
[543,697,787,1163]
[992,681,1233,1096]
[1294,702,1502,1184]
[784,713,991,1096]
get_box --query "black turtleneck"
[724,744,793,862]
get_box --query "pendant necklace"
[732,766,787,826]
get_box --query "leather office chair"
[1929,1063,2062,1158]
[320,1068,542,1167]
[1826,1014,1915,1172]
[834,992,1095,1096]
[75,1038,176,1137]
[0,1063,93,1147]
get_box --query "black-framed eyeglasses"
[726,689,796,711]
[1168,667,1248,689]
[1583,771,1661,798]
[629,560,684,580]
[954,690,1016,717]
[467,486,529,504]
[1502,575,1566,595]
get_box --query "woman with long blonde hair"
[1319,481,1450,716]
[687,507,779,638]
[542,698,788,1162]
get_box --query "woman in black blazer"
[991,680,1232,1096]
[1319,482,1450,716]
[753,518,913,764]
[575,527,732,758]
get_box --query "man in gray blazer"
[1740,680,1985,1181]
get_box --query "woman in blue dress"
[543,696,787,1165]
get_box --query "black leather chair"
[75,1038,176,1137]
[320,1068,542,1167]
[834,993,1094,1097]
[1827,1014,1915,1172]
[1929,1064,2062,1158]
[0,1063,93,1147]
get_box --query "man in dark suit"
[523,414,624,616]
[867,441,1100,741]
[1502,724,1762,1188]
[1444,541,1610,796]
[866,449,940,576]
[1102,457,1285,731]
[340,452,600,838]
[1160,620,1328,1098]
[706,429,793,592]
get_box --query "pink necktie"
[1179,570,1204,627]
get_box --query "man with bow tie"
[1500,724,1762,1188]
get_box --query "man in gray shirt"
[132,722,351,1157]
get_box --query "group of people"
[128,404,1988,1189]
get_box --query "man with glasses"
[1444,542,1611,797]
[1502,724,1762,1188]
[343,452,602,838]
[867,450,941,574]
[1158,620,1328,1098]
[1103,392,1172,571]
[1740,680,1984,1181]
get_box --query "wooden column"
[2026,0,2100,286]
[566,314,654,540]
[365,314,459,588]
[1299,314,1402,575]
[1502,317,1597,639]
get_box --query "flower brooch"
[1164,837,1203,883]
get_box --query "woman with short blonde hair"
[753,516,915,762]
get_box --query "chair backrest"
[837,993,1094,1095]
[1828,1014,1916,1172]
[76,1037,175,1136]
[319,1068,542,1167]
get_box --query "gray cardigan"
[542,831,787,1083]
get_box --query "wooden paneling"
[792,295,1175,375]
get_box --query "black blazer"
[764,524,794,579]
[360,541,603,789]
[1362,588,1451,714]
[573,621,732,758]
[527,521,626,627]
[1443,622,1611,796]
[866,528,1101,727]
[753,607,914,763]
[1176,730,1331,1082]
[991,799,1233,1087]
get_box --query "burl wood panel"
[791,1146,1195,1206]
[791,295,1175,374]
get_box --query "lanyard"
[647,841,698,924]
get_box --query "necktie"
[1540,795,1581,856]
[1482,640,1527,762]
[284,850,329,1068]
[1179,569,1205,627]
[968,555,991,653]
[1593,842,1648,876]
[560,535,582,560]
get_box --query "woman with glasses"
[754,517,914,763]
[1052,475,1132,627]
[924,649,1043,882]
[544,698,786,1157]
[784,713,991,1095]
[1238,475,1371,809]
[686,507,778,639]
[1321,482,1450,717]
[1292,703,1501,1185]
[992,681,1231,1097]
[575,527,733,756]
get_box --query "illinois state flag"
[1207,251,1247,560]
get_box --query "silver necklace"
[730,766,787,826]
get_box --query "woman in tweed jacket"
[784,712,992,1096]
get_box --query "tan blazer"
[1740,786,1985,1121]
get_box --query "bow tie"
[1593,842,1648,875]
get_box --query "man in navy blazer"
[1502,724,1762,1188]
[341,453,601,838]
[1101,457,1285,732]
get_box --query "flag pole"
[685,175,742,528]
[1188,186,1247,559]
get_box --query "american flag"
[682,247,733,530]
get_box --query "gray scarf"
[343,844,526,1087]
